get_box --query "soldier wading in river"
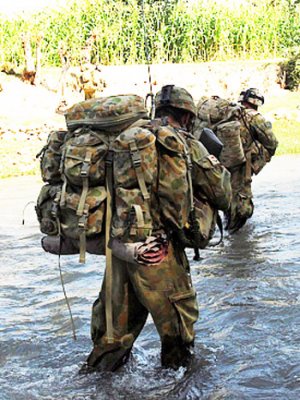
[220,88,278,233]
[80,85,232,373]
[225,88,278,232]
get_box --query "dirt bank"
[0,59,298,178]
[0,60,284,129]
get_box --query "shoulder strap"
[105,150,114,344]
[129,140,150,201]
[240,108,260,151]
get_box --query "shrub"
[279,50,300,91]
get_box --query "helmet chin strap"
[181,113,192,130]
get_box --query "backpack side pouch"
[184,197,217,249]
[250,142,269,175]
[111,126,157,242]
[35,184,61,236]
[156,126,191,231]
[60,185,106,239]
[62,128,109,187]
[39,130,68,184]
[216,120,246,168]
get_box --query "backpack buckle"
[78,210,88,230]
[131,151,142,168]
[81,151,92,177]
[51,202,58,217]
[105,150,113,166]
[129,141,142,168]
[81,162,90,177]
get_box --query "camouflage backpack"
[36,95,149,263]
[195,95,246,169]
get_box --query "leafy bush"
[279,50,300,91]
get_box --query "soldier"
[79,61,106,100]
[225,88,278,233]
[80,86,231,373]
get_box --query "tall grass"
[0,0,299,67]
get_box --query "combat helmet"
[155,85,196,117]
[238,88,265,107]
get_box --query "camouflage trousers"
[225,161,254,233]
[85,241,199,371]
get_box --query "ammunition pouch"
[251,143,270,175]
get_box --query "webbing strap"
[129,141,150,200]
[77,151,92,217]
[78,207,88,263]
[245,150,252,184]
[174,128,203,258]
[79,230,87,263]
[174,129,194,211]
[60,175,67,207]
[209,212,224,247]
[105,151,114,344]
[131,204,145,237]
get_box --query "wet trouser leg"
[86,242,199,371]
[86,254,148,372]
[226,164,254,233]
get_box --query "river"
[0,155,299,400]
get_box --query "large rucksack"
[36,95,226,263]
[195,96,260,234]
[195,95,246,169]
[36,95,150,263]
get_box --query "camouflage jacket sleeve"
[250,112,278,157]
[189,139,232,211]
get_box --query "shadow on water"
[0,156,300,399]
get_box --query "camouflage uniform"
[79,63,106,100]
[225,88,278,233]
[83,86,231,372]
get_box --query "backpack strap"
[77,150,92,216]
[75,150,92,263]
[240,108,261,152]
[129,140,150,200]
[105,150,114,344]
[129,204,152,237]
[209,212,223,247]
[52,191,62,236]
[245,149,252,184]
[59,148,67,207]
[78,205,89,263]
[175,129,203,256]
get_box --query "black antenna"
[141,0,155,119]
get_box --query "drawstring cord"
[57,225,77,341]
[22,201,36,225]
[22,200,77,340]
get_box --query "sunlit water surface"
[0,155,299,400]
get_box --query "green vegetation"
[272,120,300,155]
[0,0,299,67]
[279,51,300,90]
[262,90,300,155]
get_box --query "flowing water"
[0,155,299,400]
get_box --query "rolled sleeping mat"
[41,235,105,255]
